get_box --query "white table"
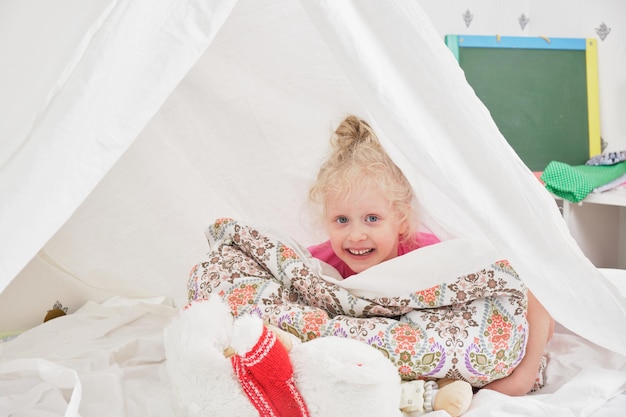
[557,187,626,269]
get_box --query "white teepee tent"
[0,1,624,415]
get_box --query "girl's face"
[324,183,407,274]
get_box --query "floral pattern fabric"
[187,218,528,387]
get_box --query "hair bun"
[331,115,380,159]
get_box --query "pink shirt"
[308,232,440,278]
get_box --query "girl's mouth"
[347,248,374,256]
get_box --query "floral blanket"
[187,218,528,387]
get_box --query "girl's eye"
[336,216,349,224]
[365,215,379,222]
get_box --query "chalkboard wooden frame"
[445,35,601,171]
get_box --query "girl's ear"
[398,219,408,235]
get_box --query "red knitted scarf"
[231,326,310,417]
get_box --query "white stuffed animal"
[163,298,472,417]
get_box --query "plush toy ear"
[230,314,264,354]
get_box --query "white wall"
[417,0,626,154]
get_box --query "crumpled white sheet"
[0,297,178,417]
[0,295,624,417]
[0,359,82,416]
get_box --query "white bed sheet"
[0,297,178,417]
[1,291,624,417]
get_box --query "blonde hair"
[309,115,417,244]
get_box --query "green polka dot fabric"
[541,161,626,202]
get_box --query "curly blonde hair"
[309,115,417,244]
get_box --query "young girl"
[308,115,439,277]
[307,115,555,397]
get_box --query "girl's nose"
[347,224,366,242]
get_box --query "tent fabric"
[0,0,237,290]
[0,0,624,358]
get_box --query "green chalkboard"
[446,35,600,172]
